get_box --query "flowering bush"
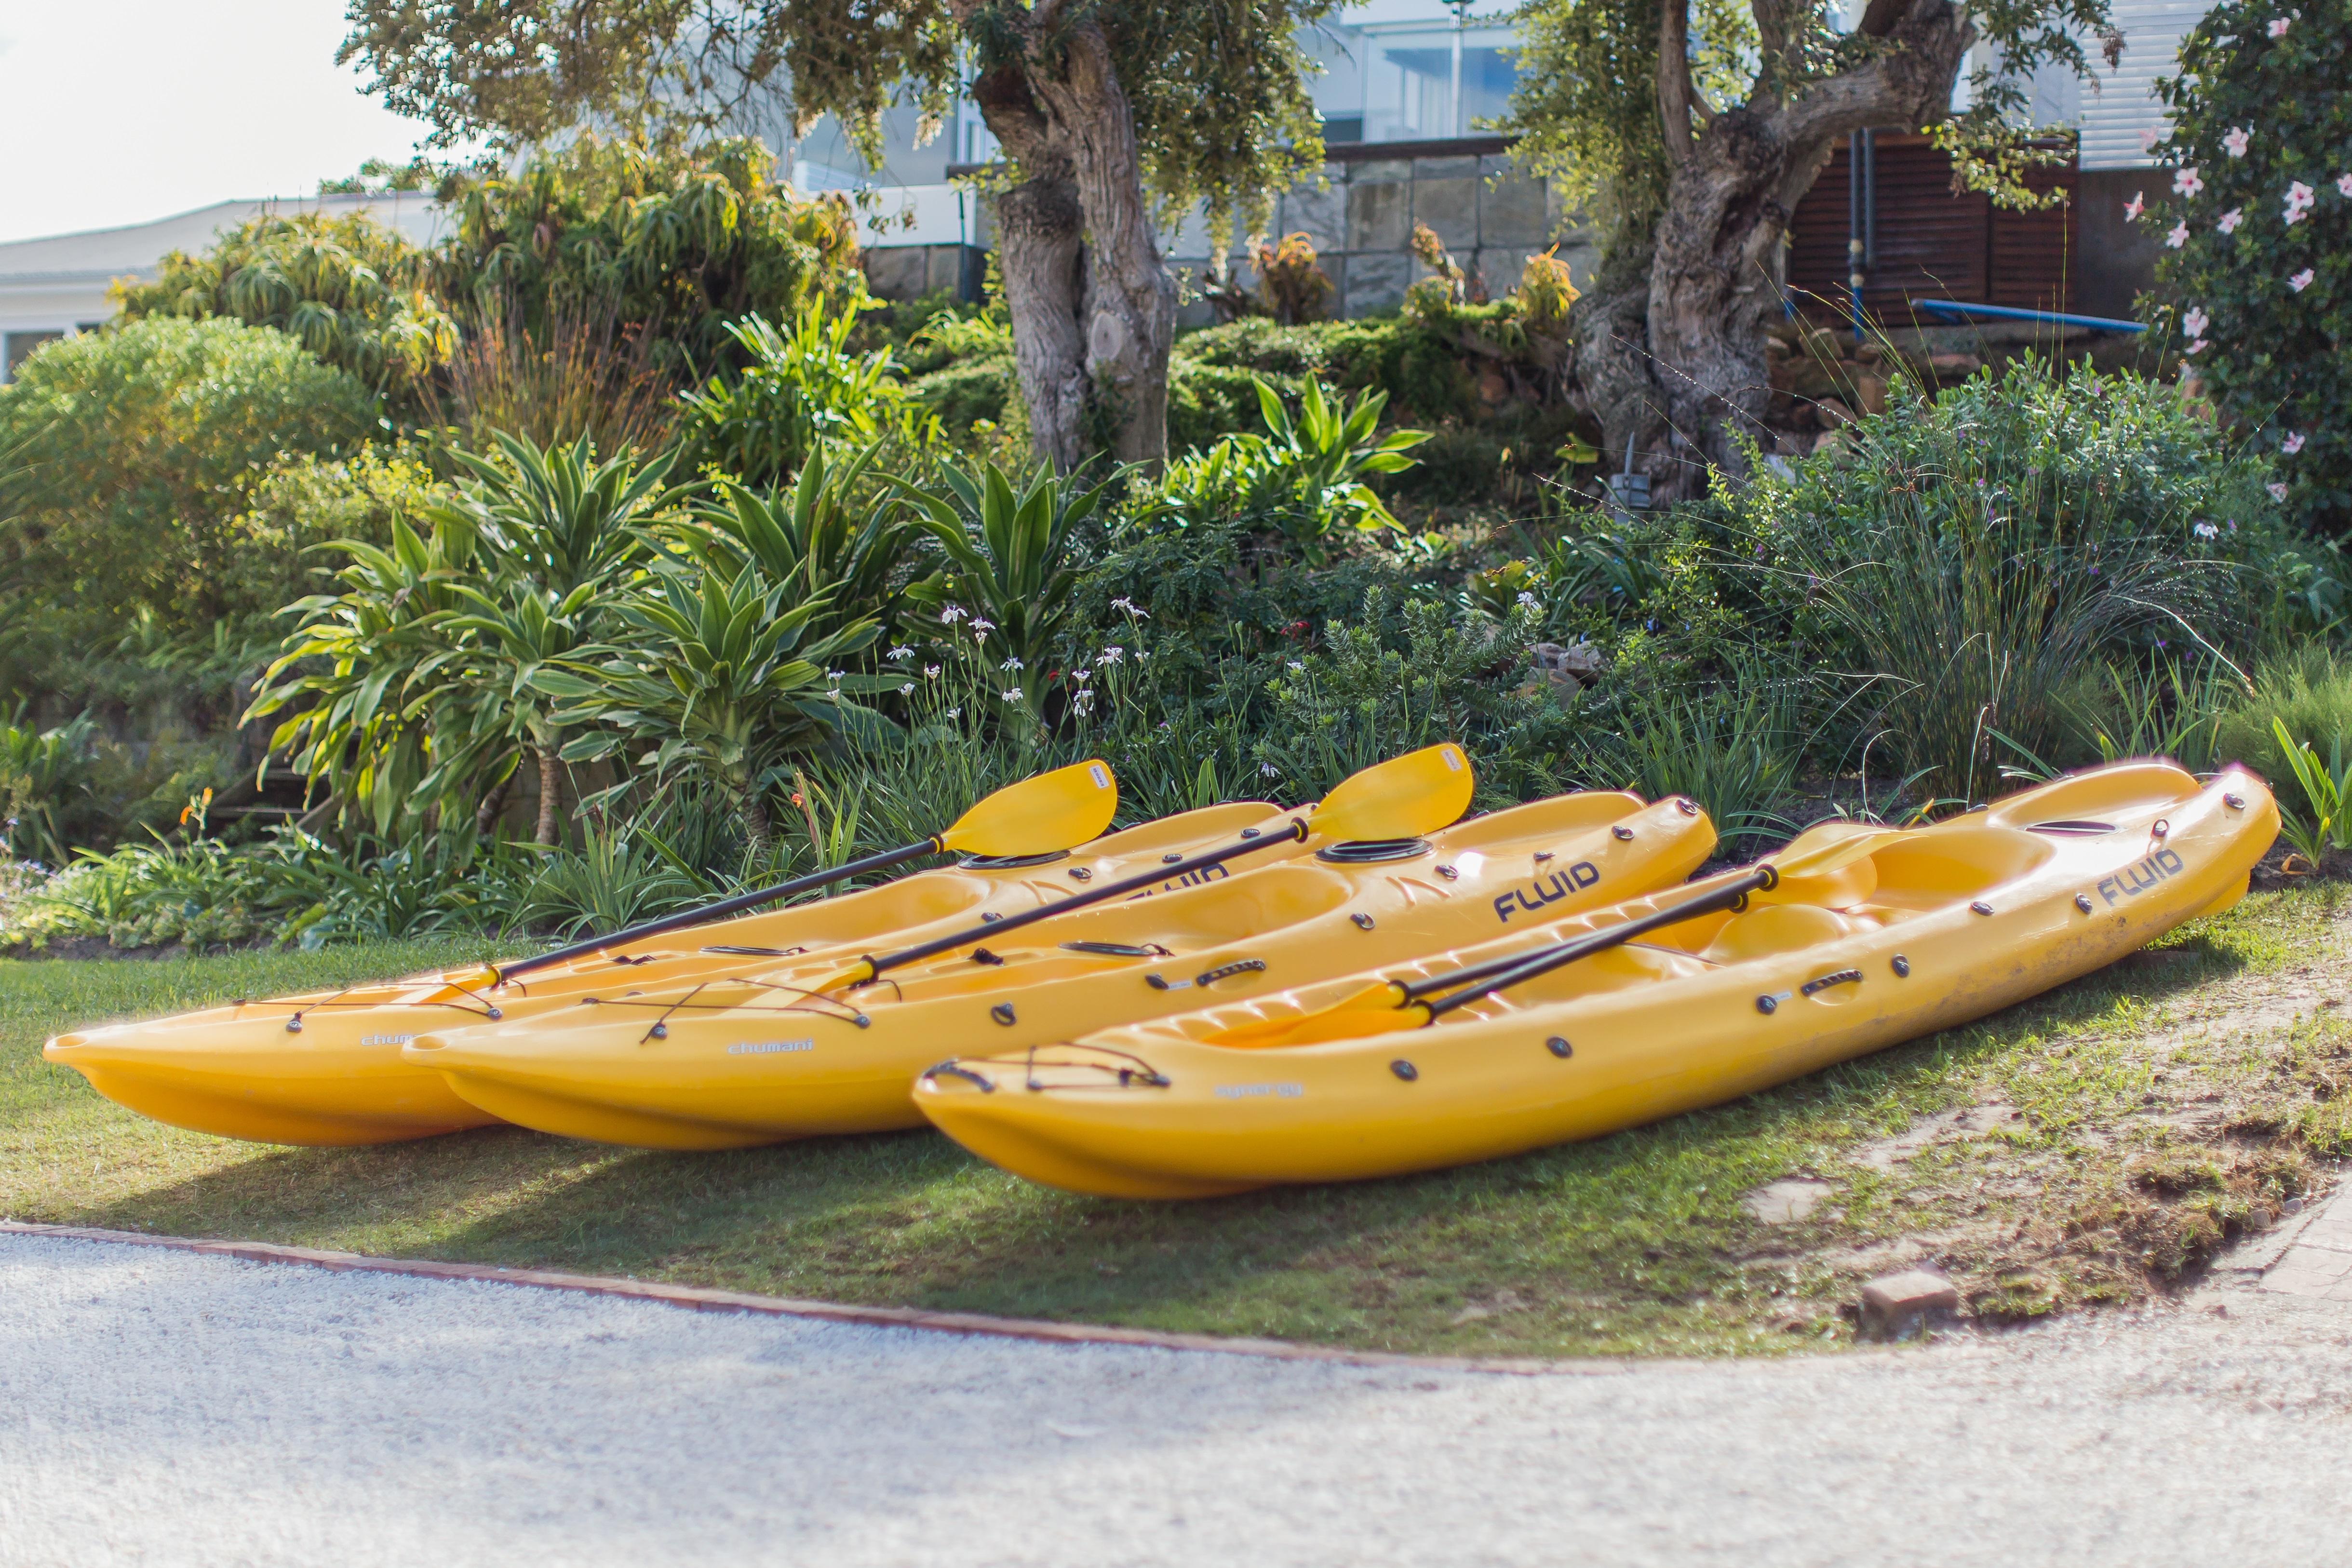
[2152,0,2352,524]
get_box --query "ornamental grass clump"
[1734,359,2283,801]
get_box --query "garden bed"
[4,886,2342,1358]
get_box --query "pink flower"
[2270,482,2290,501]
[2140,126,2164,152]
[2186,339,2209,355]
[2166,221,2191,248]
[2218,207,2244,234]
[2173,166,2204,197]
[2224,127,2251,158]
[2268,15,2290,36]
[2285,180,2316,224]
[2290,268,2315,292]
[2183,307,2211,338]
[2283,432,2307,455]
[2339,173,2352,198]
[2125,191,2146,222]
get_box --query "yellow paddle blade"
[936,759,1119,858]
[1307,743,1475,843]
[1759,825,1908,890]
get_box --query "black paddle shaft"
[1418,866,1776,1021]
[492,837,938,984]
[855,820,1309,982]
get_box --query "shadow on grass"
[54,929,2249,1346]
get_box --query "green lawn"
[5,889,2347,1357]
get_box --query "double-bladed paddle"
[1209,820,1904,1045]
[808,743,1478,992]
[485,760,1121,985]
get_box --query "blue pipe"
[1913,299,2146,334]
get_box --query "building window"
[3,330,65,383]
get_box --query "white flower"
[2183,306,2211,338]
[2173,166,2204,197]
[939,605,967,624]
[2290,268,2316,292]
[969,617,995,635]
[825,669,845,683]
[2284,431,2307,455]
[1099,645,1124,665]
[945,706,962,719]
[2124,190,2146,222]
[1516,591,1541,609]
[1071,667,1091,683]
[899,682,914,694]
[1137,651,1150,661]
[924,664,941,679]
[2140,126,2164,152]
[2224,127,2251,158]
[1109,596,1150,620]
[2218,207,2244,234]
[999,656,1024,671]
[2268,14,2289,36]
[1260,763,1279,777]
[2339,173,2352,198]
[2193,521,2220,539]
[2166,221,2190,248]
[1286,660,1304,671]
[1073,690,1095,715]
[2269,482,2290,501]
[887,645,913,661]
[1000,688,1024,703]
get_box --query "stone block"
[1347,158,1413,183]
[1411,176,1480,253]
[1479,172,1551,250]
[861,245,928,302]
[1347,181,1411,252]
[1411,155,1482,180]
[1859,1270,1960,1339]
[1279,184,1345,255]
[1343,252,1410,317]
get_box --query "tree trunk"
[965,15,1175,469]
[1588,0,1976,491]
[1027,21,1175,467]
[1568,253,1672,499]
[474,768,513,836]
[534,750,562,847]
[739,787,771,866]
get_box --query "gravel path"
[4,1229,2350,1568]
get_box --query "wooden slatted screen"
[1786,132,2076,322]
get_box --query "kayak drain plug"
[1891,955,1911,978]
[990,1004,1016,1026]
[1390,1059,1419,1082]
[1546,1036,1573,1059]
[1352,913,1375,930]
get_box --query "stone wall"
[1167,137,1587,324]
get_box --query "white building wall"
[2080,0,2212,169]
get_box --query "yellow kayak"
[41,799,1290,1147]
[914,763,2279,1198]
[403,787,1719,1150]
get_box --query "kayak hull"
[916,764,2280,1198]
[39,802,1289,1146]
[409,790,1719,1148]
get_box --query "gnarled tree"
[340,0,1330,468]
[1506,0,2109,497]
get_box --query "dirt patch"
[2,934,281,963]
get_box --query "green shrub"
[0,318,380,716]
[0,711,99,868]
[2215,648,2352,782]
[112,209,457,403]
[1144,379,1426,565]
[1694,358,2294,796]
[2153,0,2352,526]
[438,135,864,379]
[1599,673,1803,845]
[909,356,1014,437]
[679,303,940,488]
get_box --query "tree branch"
[1656,0,1705,163]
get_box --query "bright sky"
[0,1,451,245]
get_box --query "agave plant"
[679,302,937,489]
[675,442,941,640]
[428,575,603,844]
[546,563,893,854]
[430,430,685,596]
[891,460,1108,713]
[247,512,488,837]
